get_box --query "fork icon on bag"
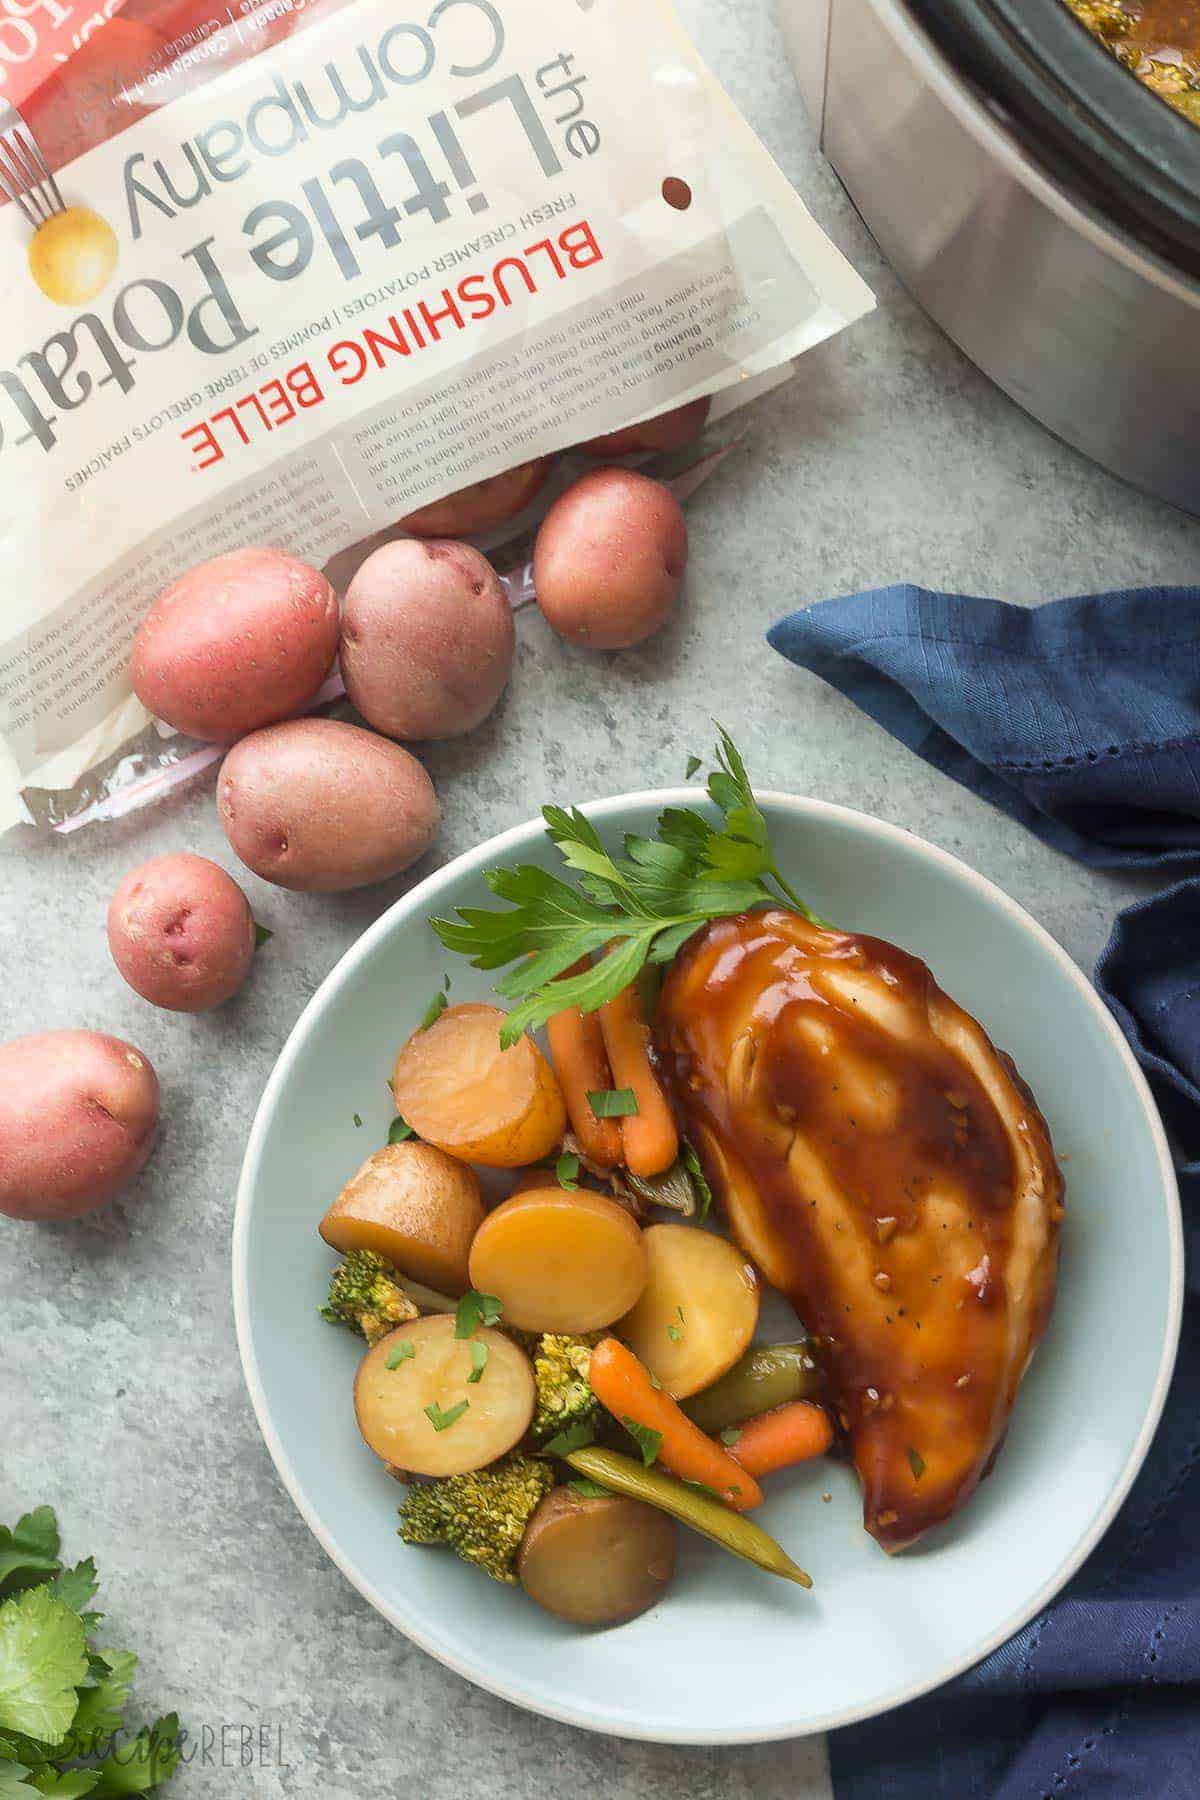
[0,103,65,227]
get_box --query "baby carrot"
[589,1336,763,1512]
[597,982,679,1178]
[545,958,623,1168]
[727,1401,835,1479]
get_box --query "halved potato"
[319,1142,483,1293]
[518,1486,677,1625]
[617,1223,759,1399]
[391,1004,566,1168]
[354,1314,534,1476]
[468,1187,647,1332]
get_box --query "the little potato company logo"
[28,203,119,304]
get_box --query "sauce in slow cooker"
[1064,0,1200,123]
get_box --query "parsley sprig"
[432,727,823,1047]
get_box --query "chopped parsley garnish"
[541,1419,596,1458]
[253,921,273,948]
[623,1418,663,1467]
[455,1290,503,1338]
[685,753,702,779]
[386,1341,415,1370]
[907,1447,926,1483]
[719,1426,742,1446]
[425,1400,469,1432]
[467,1341,489,1384]
[352,1113,363,1129]
[388,1116,415,1144]
[569,1478,611,1499]
[681,1140,713,1222]
[586,1088,639,1119]
[418,974,451,1031]
[555,1151,580,1191]
[666,1325,683,1343]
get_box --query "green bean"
[681,1341,823,1435]
[565,1446,812,1588]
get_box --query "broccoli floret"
[320,1249,419,1345]
[532,1332,602,1441]
[398,1457,555,1582]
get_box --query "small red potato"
[218,718,439,892]
[399,459,550,538]
[518,1486,677,1625]
[107,853,256,1012]
[131,546,339,741]
[0,1030,159,1222]
[580,396,712,458]
[533,469,687,650]
[340,540,514,741]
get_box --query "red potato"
[533,469,688,650]
[218,718,439,892]
[0,1031,159,1222]
[580,396,712,458]
[399,460,550,538]
[107,853,256,1012]
[130,547,339,741]
[340,540,514,741]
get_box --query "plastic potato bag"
[0,0,873,831]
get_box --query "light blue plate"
[233,792,1182,1743]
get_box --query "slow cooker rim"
[901,0,1200,267]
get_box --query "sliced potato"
[508,1167,556,1196]
[353,1315,534,1477]
[468,1187,647,1333]
[319,1142,483,1293]
[617,1223,759,1399]
[391,1004,566,1168]
[518,1486,677,1626]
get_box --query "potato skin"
[131,546,339,741]
[0,1030,159,1222]
[319,1142,485,1293]
[399,459,550,537]
[518,1487,677,1626]
[533,469,687,650]
[107,852,256,1012]
[217,718,439,892]
[580,395,711,458]
[340,540,514,741]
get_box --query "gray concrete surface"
[3,1,1197,1793]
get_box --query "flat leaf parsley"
[432,727,824,1047]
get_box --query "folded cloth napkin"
[768,583,1200,871]
[769,584,1200,1800]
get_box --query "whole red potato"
[340,540,514,741]
[399,459,550,538]
[580,396,711,458]
[218,717,439,892]
[108,853,257,1012]
[131,546,339,741]
[533,468,688,650]
[0,1030,159,1222]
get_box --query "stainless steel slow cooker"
[779,0,1200,515]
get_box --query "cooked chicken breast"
[657,908,1065,1551]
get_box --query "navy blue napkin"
[768,584,1200,1800]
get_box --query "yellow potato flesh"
[468,1188,647,1333]
[391,1004,566,1168]
[319,1142,484,1293]
[353,1316,534,1477]
[617,1223,760,1399]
